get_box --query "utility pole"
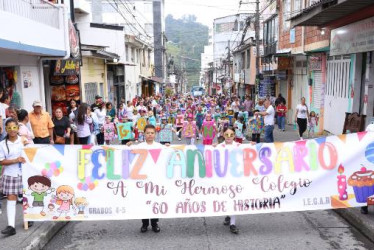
[255,0,260,99]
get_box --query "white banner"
[22,132,374,221]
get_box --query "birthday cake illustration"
[348,167,374,203]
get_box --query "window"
[283,0,291,31]
[125,45,129,61]
[293,0,301,16]
[131,47,135,62]
[234,20,239,31]
[240,21,244,31]
[274,16,279,42]
[263,22,268,45]
[84,82,98,105]
[142,49,145,66]
[241,52,245,70]
[246,49,251,69]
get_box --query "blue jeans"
[277,116,285,130]
[264,125,274,143]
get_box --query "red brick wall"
[278,0,330,51]
[304,26,330,47]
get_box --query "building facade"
[0,0,69,111]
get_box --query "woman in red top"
[276,101,287,131]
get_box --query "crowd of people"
[0,88,321,236]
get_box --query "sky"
[165,0,256,28]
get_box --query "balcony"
[264,42,277,57]
[0,0,67,56]
[74,0,90,14]
[290,0,374,27]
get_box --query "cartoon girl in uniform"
[53,185,75,220]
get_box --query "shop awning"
[275,49,291,57]
[150,76,163,84]
[306,46,330,54]
[81,44,119,61]
[290,0,374,27]
[139,74,151,80]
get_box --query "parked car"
[191,86,204,97]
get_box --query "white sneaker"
[300,137,303,140]
[0,208,2,215]
[178,138,181,141]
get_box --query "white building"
[0,0,69,110]
[213,13,254,95]
[91,0,158,100]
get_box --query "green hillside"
[165,14,209,90]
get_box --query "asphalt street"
[44,126,374,250]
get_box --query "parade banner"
[202,121,216,140]
[116,122,133,140]
[22,132,374,221]
[159,124,173,142]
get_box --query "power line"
[118,0,152,38]
[107,0,151,45]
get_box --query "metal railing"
[0,0,61,29]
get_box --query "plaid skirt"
[1,175,23,195]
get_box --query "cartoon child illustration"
[53,185,75,220]
[27,175,54,216]
[48,204,55,212]
[74,197,89,215]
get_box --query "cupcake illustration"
[348,166,374,203]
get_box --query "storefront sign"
[259,77,276,97]
[278,57,292,70]
[309,55,322,71]
[331,16,374,56]
[22,132,374,221]
[69,20,80,59]
[54,60,80,76]
[276,71,287,80]
[22,71,32,88]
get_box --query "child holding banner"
[214,126,256,234]
[201,113,216,145]
[159,116,176,145]
[126,124,162,233]
[103,116,117,145]
[0,118,32,236]
[195,106,205,140]
[248,110,264,143]
[175,109,184,141]
[134,108,147,142]
[234,116,245,143]
[118,115,134,145]
[182,113,197,145]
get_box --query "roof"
[290,0,335,21]
[290,0,374,27]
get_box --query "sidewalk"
[274,125,374,242]
[0,200,66,250]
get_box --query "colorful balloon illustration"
[365,142,374,164]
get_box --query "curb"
[23,222,68,250]
[335,208,374,242]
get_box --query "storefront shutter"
[313,72,323,109]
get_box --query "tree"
[165,15,209,90]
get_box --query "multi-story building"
[0,0,70,110]
[289,0,374,135]
[275,0,331,131]
[213,13,253,96]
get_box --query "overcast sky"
[165,0,256,28]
